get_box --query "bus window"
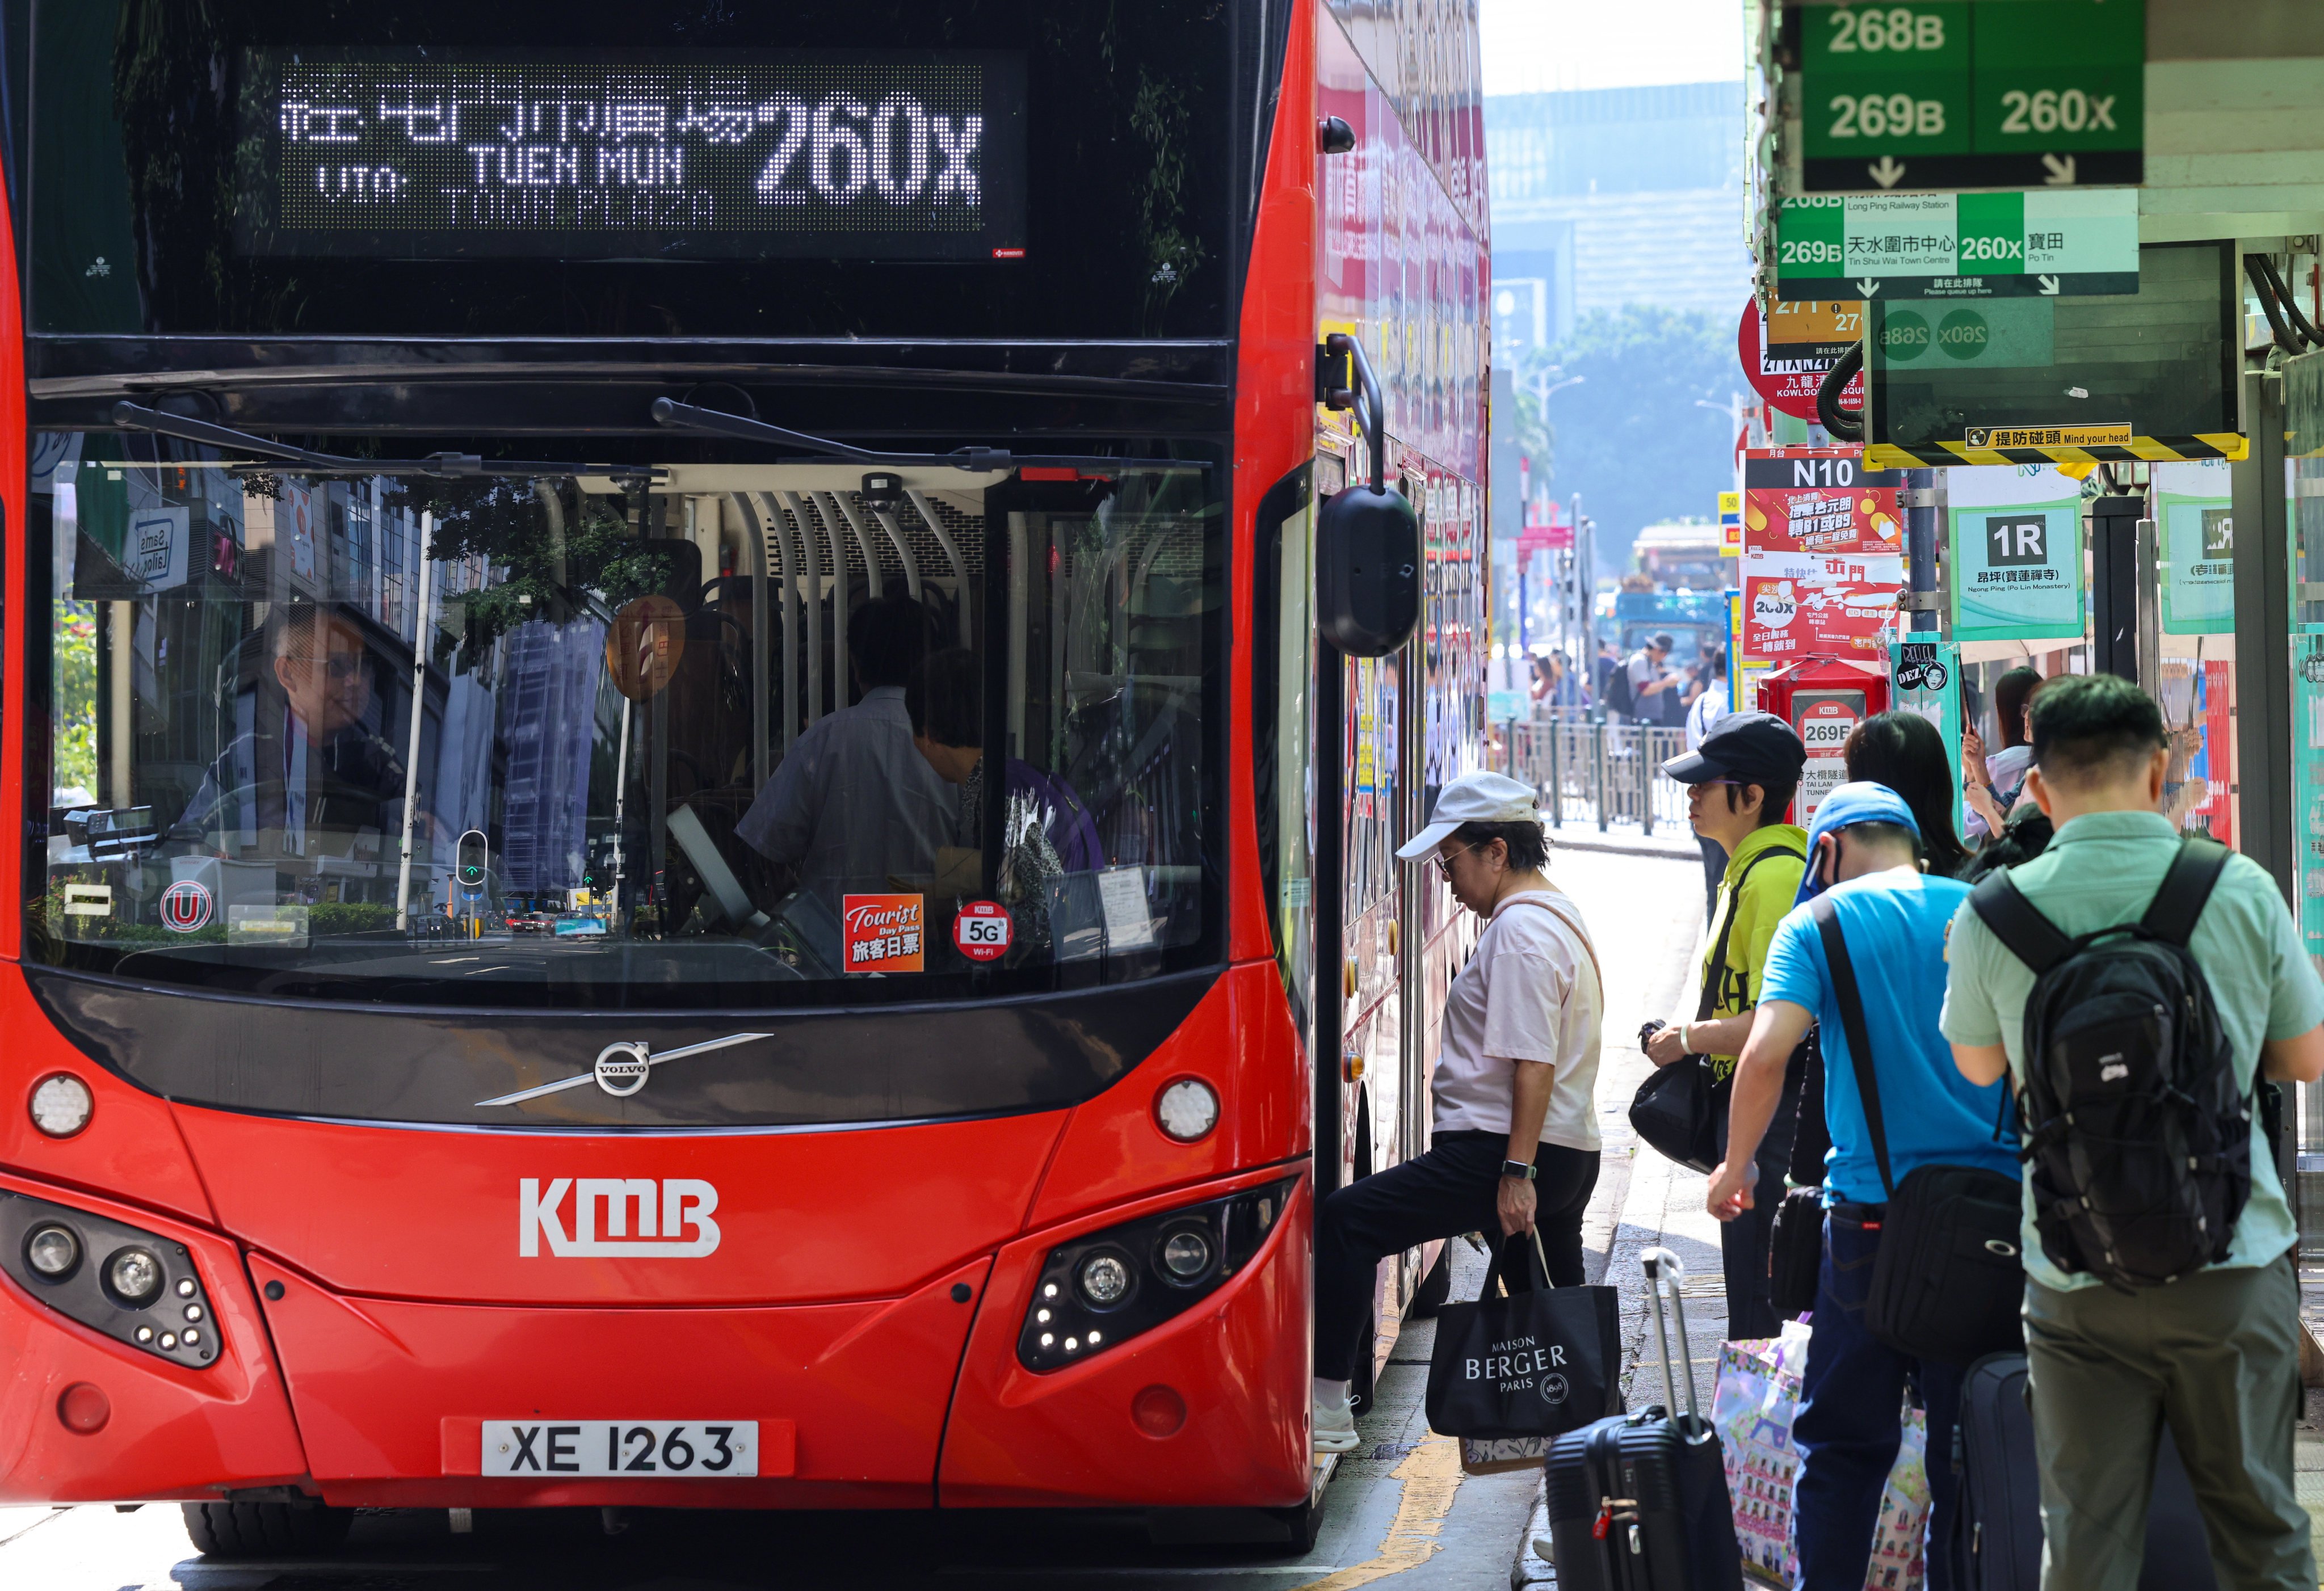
[26,435,1223,1007]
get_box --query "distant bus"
[1633,520,1728,591]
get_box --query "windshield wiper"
[649,397,1208,473]
[110,402,665,483]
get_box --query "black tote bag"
[1426,1234,1622,1454]
[1630,844,1803,1173]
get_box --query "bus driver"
[175,602,415,862]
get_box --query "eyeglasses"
[1425,844,1482,878]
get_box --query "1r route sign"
[1775,189,2136,300]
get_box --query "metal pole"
[2232,369,2293,905]
[394,510,435,932]
[1902,467,1939,633]
[1548,720,1563,829]
[2134,512,2161,699]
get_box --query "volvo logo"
[474,1033,774,1108]
[593,1043,654,1098]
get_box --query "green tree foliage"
[1518,306,1739,577]
[51,603,99,801]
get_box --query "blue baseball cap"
[1795,781,1921,904]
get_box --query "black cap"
[1659,710,1806,786]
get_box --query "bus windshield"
[26,432,1223,1007]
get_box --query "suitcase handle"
[1640,1247,1711,1440]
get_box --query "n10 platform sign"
[1783,0,2142,195]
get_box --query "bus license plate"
[481,1421,758,1478]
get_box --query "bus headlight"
[105,1248,165,1307]
[25,1225,80,1281]
[0,1192,218,1369]
[1017,1177,1295,1373]
[1078,1252,1134,1307]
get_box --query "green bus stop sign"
[1788,0,2143,193]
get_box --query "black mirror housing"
[1316,482,1419,657]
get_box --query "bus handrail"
[648,396,1209,474]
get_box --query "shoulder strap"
[1812,893,1894,1200]
[2137,837,2232,946]
[1969,868,2075,975]
[1697,845,1806,1021]
[1500,897,1603,1005]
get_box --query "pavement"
[0,846,1743,1591]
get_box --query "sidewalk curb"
[1546,832,1703,861]
[1510,1478,1553,1588]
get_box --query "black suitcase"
[1544,1248,1743,1590]
[1951,1352,2217,1591]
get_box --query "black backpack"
[1969,839,2251,1291]
[1602,653,1637,716]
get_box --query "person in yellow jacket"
[1644,711,1808,1339]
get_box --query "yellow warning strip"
[1287,1432,1466,1590]
[1864,432,2248,470]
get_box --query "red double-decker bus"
[0,0,1485,1552]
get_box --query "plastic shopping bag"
[1711,1322,1812,1586]
[1714,1320,1931,1591]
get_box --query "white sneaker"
[1312,1398,1361,1454]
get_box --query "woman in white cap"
[1311,769,1603,1452]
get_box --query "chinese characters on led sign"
[240,51,1026,259]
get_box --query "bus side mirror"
[1314,330,1418,657]
[1316,483,1419,657]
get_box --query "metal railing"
[1498,717,1691,835]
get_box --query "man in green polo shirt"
[1943,674,2324,1591]
[1651,710,1808,1339]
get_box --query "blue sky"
[1481,0,1745,95]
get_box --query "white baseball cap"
[1396,770,1545,861]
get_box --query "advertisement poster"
[2153,458,2234,635]
[1738,300,1865,422]
[1741,448,1904,663]
[1946,465,2086,642]
[842,893,925,974]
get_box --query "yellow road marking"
[1288,1433,1465,1590]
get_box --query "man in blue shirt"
[1708,782,2017,1591]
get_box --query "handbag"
[1630,843,1803,1173]
[1813,894,2025,1365]
[1426,1231,1622,1474]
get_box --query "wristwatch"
[1500,1159,1536,1180]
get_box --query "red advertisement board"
[1741,448,1904,663]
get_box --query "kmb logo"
[519,1177,721,1258]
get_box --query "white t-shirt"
[1686,681,1730,750]
[1432,889,1603,1150]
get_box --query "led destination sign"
[239,50,1027,260]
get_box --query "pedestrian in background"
[1648,712,1806,1340]
[1962,664,2041,841]
[1310,771,1602,1454]
[1710,782,2016,1591]
[1684,651,1733,925]
[1843,710,1969,877]
[1944,675,2324,1590]
[1616,632,1680,725]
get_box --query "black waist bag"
[1814,894,2025,1363]
[1767,1185,1826,1322]
[1632,843,1801,1174]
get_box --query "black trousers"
[1715,1054,1802,1342]
[1312,1130,1601,1382]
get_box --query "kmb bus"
[0,0,1486,1552]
